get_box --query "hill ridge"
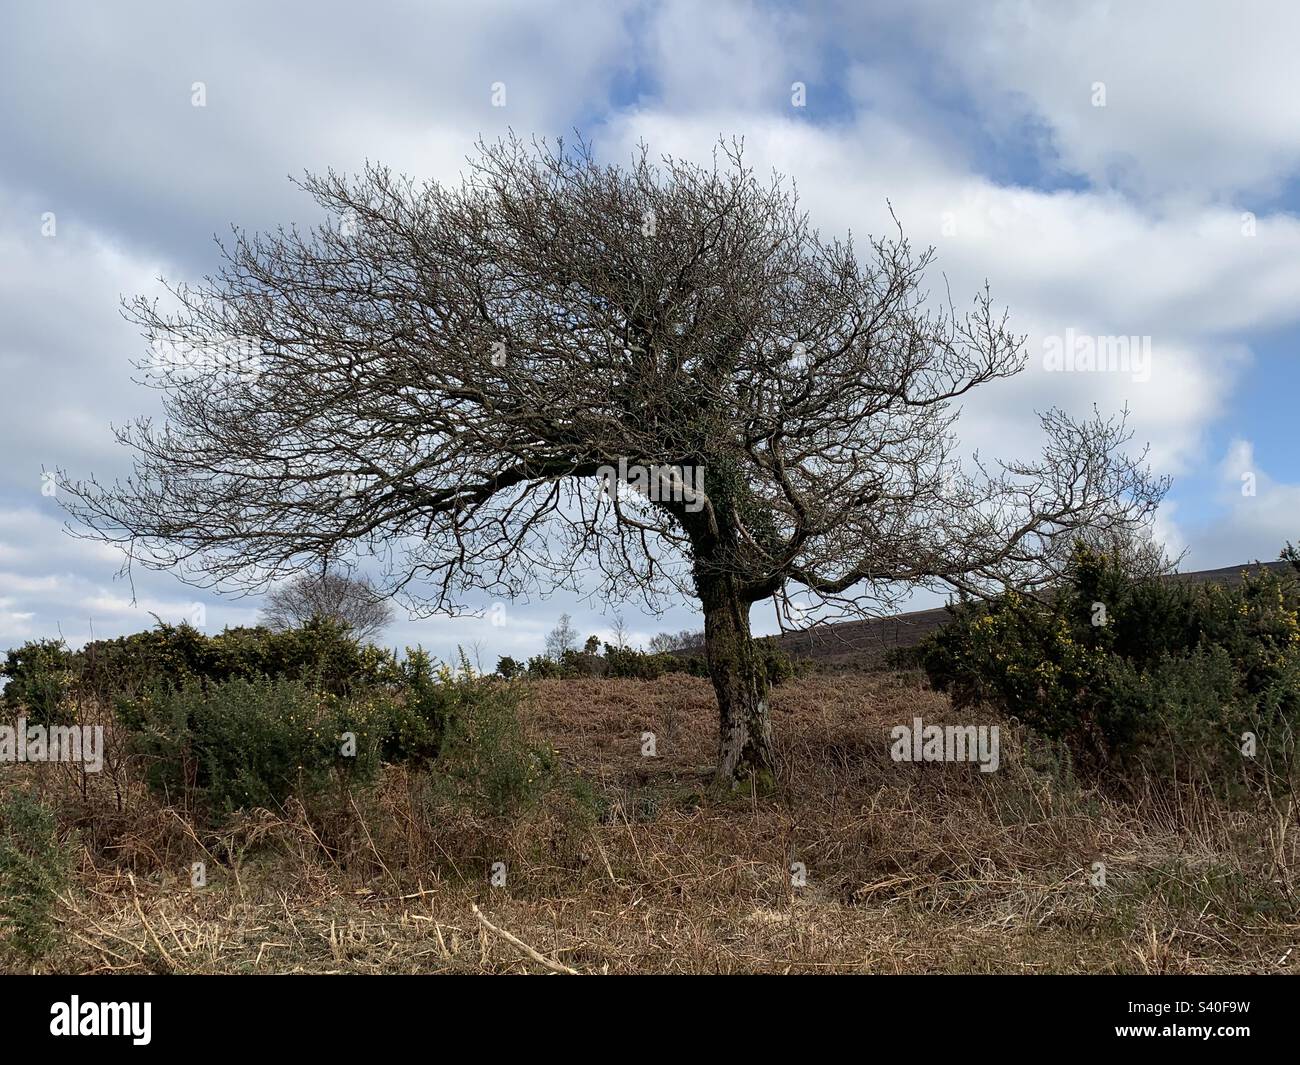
[764,559,1295,667]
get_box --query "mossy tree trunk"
[698,574,775,789]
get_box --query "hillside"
[764,560,1295,668]
[9,670,1290,974]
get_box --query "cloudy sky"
[2,0,1299,662]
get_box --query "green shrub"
[117,676,419,818]
[920,545,1300,787]
[495,655,524,680]
[601,643,673,679]
[430,671,556,817]
[386,648,453,763]
[76,617,398,702]
[0,790,74,964]
[754,636,800,687]
[525,654,564,679]
[112,644,473,819]
[0,639,76,724]
[483,629,803,685]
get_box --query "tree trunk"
[699,576,775,789]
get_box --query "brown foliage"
[4,670,1295,974]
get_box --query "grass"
[1,670,1296,974]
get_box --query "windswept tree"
[62,137,1167,787]
[260,570,394,642]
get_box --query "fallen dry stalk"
[471,903,580,975]
[128,872,180,971]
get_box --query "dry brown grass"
[3,670,1298,974]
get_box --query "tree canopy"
[62,136,1167,785]
[259,570,394,643]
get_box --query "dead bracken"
[3,670,1294,975]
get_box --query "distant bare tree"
[61,136,1167,787]
[468,638,487,672]
[609,613,630,651]
[648,629,705,653]
[544,613,578,662]
[260,571,393,642]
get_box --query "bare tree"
[648,629,705,653]
[260,570,394,642]
[544,613,578,662]
[61,136,1167,787]
[609,613,630,651]
[467,638,487,673]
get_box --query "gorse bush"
[0,615,550,821]
[117,677,416,817]
[523,653,563,679]
[0,790,74,964]
[386,647,454,764]
[920,545,1300,789]
[111,646,478,819]
[507,634,802,685]
[600,644,684,679]
[0,639,76,725]
[426,665,557,817]
[77,617,398,699]
[495,655,524,680]
[2,618,406,718]
[1,619,457,821]
[755,637,801,687]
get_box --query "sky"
[2,0,1299,664]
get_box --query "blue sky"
[2,0,1299,663]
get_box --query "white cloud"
[1175,438,1300,568]
[642,0,825,112]
[878,0,1300,199]
[2,0,1299,657]
[0,197,169,496]
[596,107,1297,485]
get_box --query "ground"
[6,670,1298,974]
